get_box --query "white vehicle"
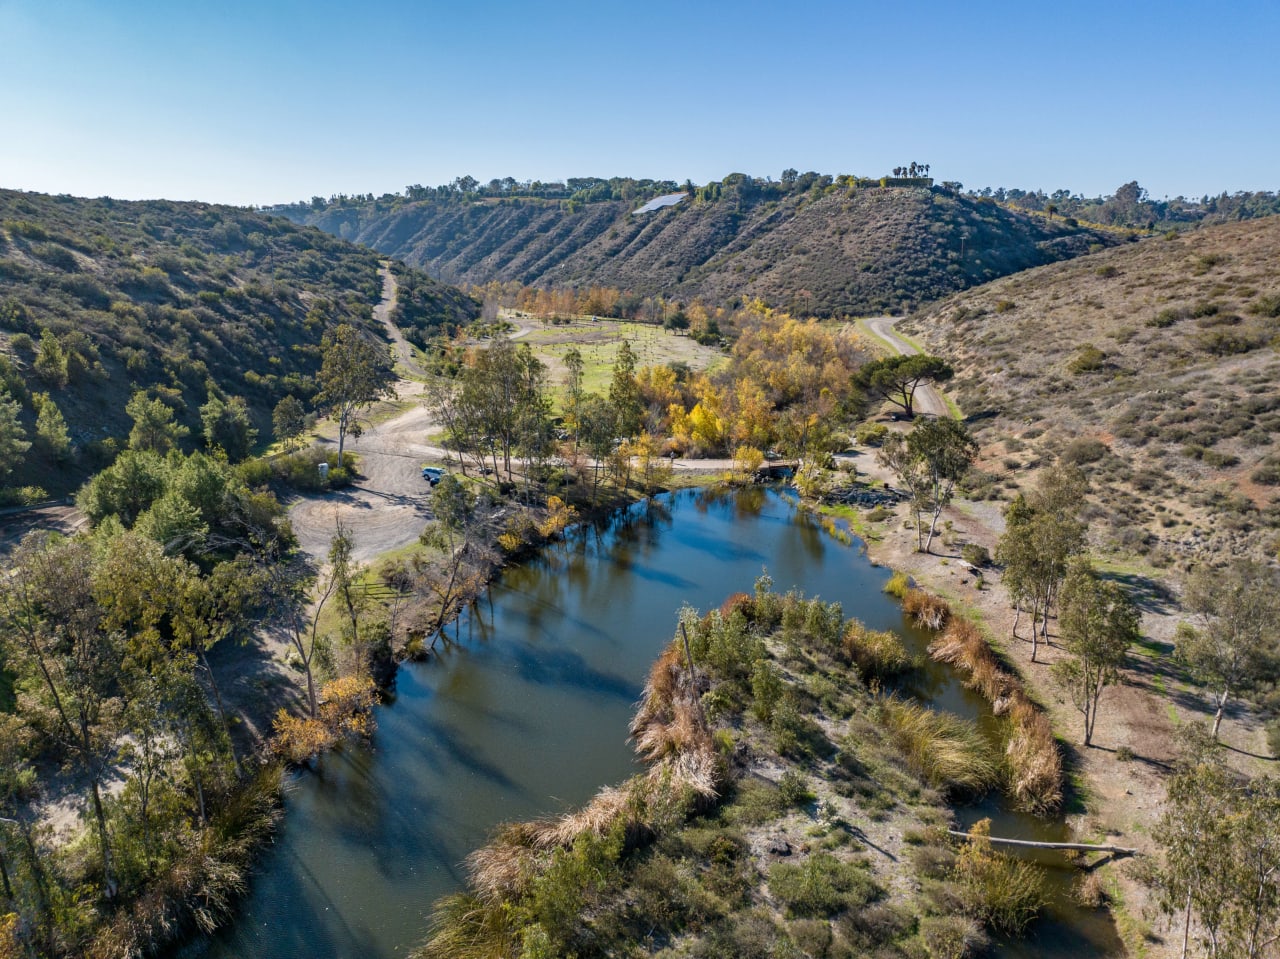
[421,466,447,486]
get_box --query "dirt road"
[863,316,952,418]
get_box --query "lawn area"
[516,317,726,401]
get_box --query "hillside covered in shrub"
[901,214,1280,568]
[280,175,1120,318]
[0,190,479,494]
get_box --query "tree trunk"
[89,778,115,898]
[0,840,13,903]
[945,831,1138,855]
[1181,889,1193,959]
[1212,686,1229,740]
[1030,599,1040,662]
[1012,600,1022,639]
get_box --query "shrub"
[855,422,889,446]
[777,770,814,807]
[883,570,911,599]
[919,914,989,959]
[767,852,880,918]
[960,543,990,568]
[1251,457,1280,486]
[1067,344,1106,374]
[952,819,1046,934]
[903,589,950,630]
[1061,437,1108,465]
[1147,306,1184,328]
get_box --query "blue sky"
[1,0,1276,205]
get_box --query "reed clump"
[878,698,1000,797]
[928,614,1063,814]
[841,622,913,680]
[903,588,950,630]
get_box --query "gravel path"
[864,316,952,418]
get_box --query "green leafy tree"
[199,395,257,462]
[126,390,188,454]
[1155,729,1280,959]
[0,536,124,895]
[32,393,70,462]
[1178,559,1280,740]
[317,323,395,463]
[608,339,643,438]
[32,330,67,389]
[876,431,931,548]
[996,466,1088,662]
[272,395,308,450]
[1053,558,1140,747]
[576,394,617,505]
[906,418,978,553]
[0,395,30,482]
[853,354,954,418]
[562,347,585,441]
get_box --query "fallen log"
[946,830,1139,856]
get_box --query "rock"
[766,838,792,857]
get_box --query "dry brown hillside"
[901,216,1280,569]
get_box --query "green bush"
[777,770,814,808]
[269,446,356,490]
[883,570,911,599]
[855,422,889,446]
[1067,344,1106,374]
[767,852,880,918]
[959,543,990,568]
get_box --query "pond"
[194,487,1120,958]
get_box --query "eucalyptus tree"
[317,323,396,463]
[1178,558,1280,740]
[1053,558,1140,747]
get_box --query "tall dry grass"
[929,614,1062,814]
[903,589,950,630]
[879,698,1000,796]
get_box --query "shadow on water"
[196,487,1122,959]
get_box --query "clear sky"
[2,0,1276,206]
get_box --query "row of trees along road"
[426,338,655,505]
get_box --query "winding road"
[863,316,952,419]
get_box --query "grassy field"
[513,317,727,399]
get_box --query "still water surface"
[199,487,1119,958]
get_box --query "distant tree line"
[971,180,1280,230]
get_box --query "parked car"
[421,466,447,486]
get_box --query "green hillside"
[0,190,479,494]
[280,175,1122,317]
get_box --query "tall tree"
[1178,559,1280,740]
[876,431,931,550]
[1156,729,1280,959]
[1053,558,1140,747]
[906,418,978,553]
[0,536,124,895]
[200,394,257,462]
[126,391,188,454]
[562,347,586,442]
[0,395,30,481]
[608,340,643,438]
[317,323,395,463]
[996,465,1088,661]
[272,395,308,450]
[32,392,70,462]
[853,354,953,418]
